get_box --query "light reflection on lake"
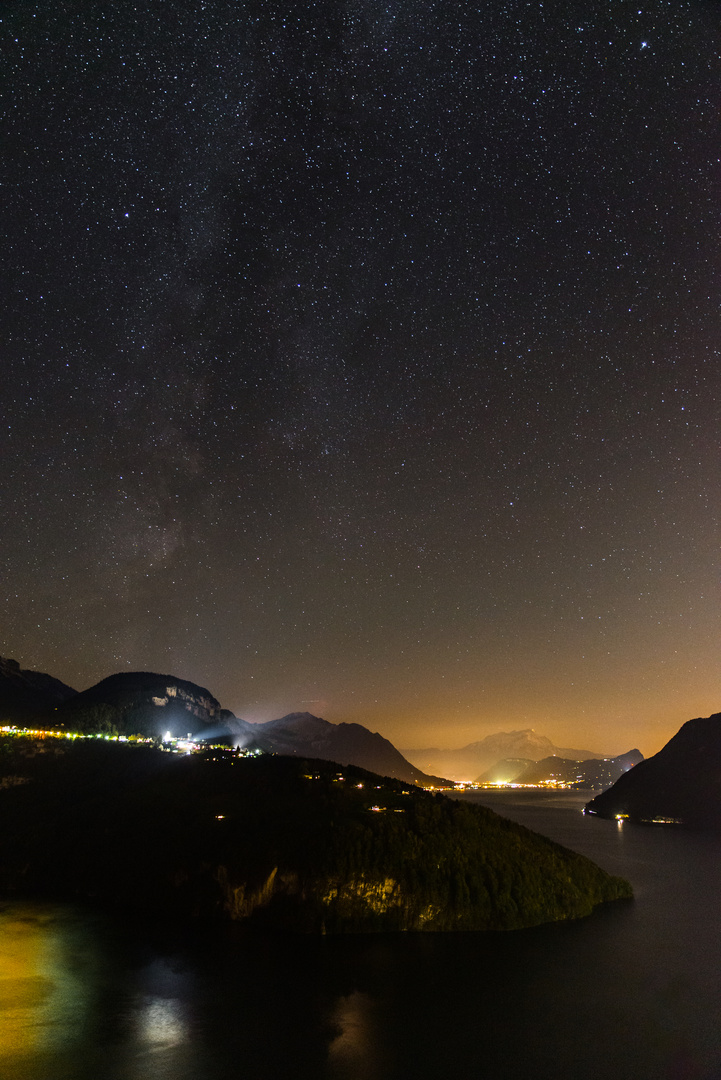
[1,793,721,1079]
[327,990,383,1080]
[0,904,97,1062]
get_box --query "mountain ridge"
[235,711,448,787]
[2,657,635,790]
[0,661,448,787]
[0,656,77,721]
[490,749,644,789]
[585,713,721,829]
[403,729,608,782]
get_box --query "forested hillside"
[0,736,631,932]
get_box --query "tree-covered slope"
[0,736,631,932]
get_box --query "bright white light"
[136,996,187,1047]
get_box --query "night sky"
[2,1,719,756]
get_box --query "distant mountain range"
[0,659,448,788]
[585,713,721,829]
[478,750,643,790]
[0,656,638,792]
[403,730,607,782]
[227,711,447,787]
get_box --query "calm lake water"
[2,790,721,1080]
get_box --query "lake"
[1,789,720,1080]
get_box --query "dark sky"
[2,0,719,755]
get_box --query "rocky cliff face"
[585,713,721,829]
[55,671,224,737]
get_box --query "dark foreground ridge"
[587,712,721,829]
[585,712,721,830]
[0,735,630,932]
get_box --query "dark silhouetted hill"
[0,657,77,722]
[55,671,225,738]
[585,714,721,829]
[497,750,643,789]
[241,712,450,787]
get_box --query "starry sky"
[2,0,719,756]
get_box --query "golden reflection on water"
[0,904,90,1063]
[0,903,196,1080]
